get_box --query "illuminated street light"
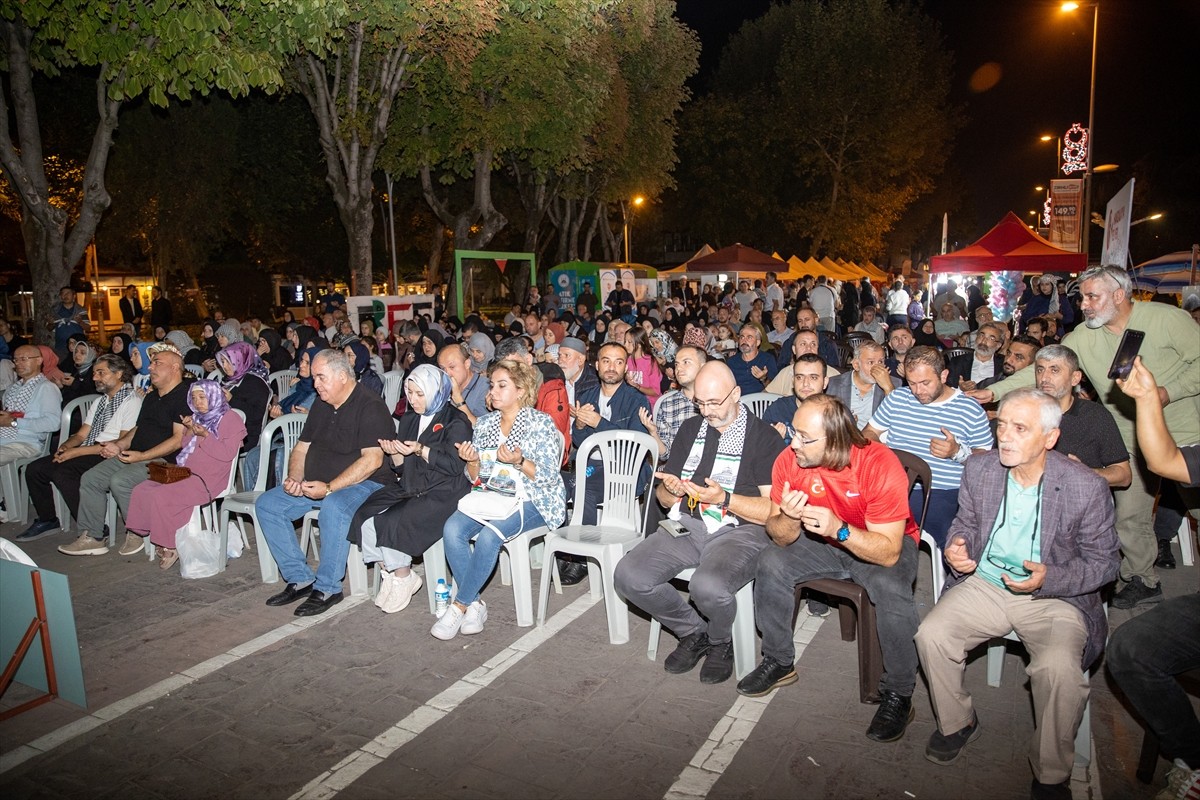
[622,195,645,263]
[1061,1,1099,257]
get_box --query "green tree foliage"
[0,0,343,343]
[674,0,958,261]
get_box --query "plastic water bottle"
[434,579,450,616]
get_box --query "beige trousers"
[1114,452,1160,588]
[915,575,1089,784]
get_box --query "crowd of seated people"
[1,266,1196,799]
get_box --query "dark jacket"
[826,371,886,424]
[944,450,1120,669]
[945,352,1003,389]
[572,381,650,450]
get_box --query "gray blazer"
[944,450,1120,668]
[826,371,885,423]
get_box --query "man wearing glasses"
[615,361,785,685]
[946,321,1007,391]
[739,394,920,745]
[1,346,62,468]
[914,388,1119,800]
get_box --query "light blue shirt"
[0,375,62,451]
[977,474,1043,591]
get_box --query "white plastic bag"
[177,527,222,579]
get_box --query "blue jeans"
[255,480,382,596]
[442,501,545,606]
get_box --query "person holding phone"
[967,265,1200,609]
[914,388,1119,799]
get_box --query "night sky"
[676,0,1199,257]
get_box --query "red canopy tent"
[666,243,787,274]
[930,212,1088,274]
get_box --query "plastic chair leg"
[732,580,757,680]
[599,547,629,645]
[1074,696,1091,769]
[1179,516,1195,567]
[51,485,73,532]
[346,544,370,597]
[504,533,535,627]
[105,494,118,547]
[422,539,448,615]
[535,541,558,628]
[252,512,280,583]
[986,641,1006,688]
[217,508,230,573]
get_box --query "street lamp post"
[621,195,645,263]
[1062,1,1099,259]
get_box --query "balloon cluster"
[988,270,1023,322]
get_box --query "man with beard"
[767,324,841,395]
[852,306,886,344]
[641,345,704,461]
[570,341,651,524]
[915,389,1118,800]
[763,354,829,442]
[615,362,784,685]
[1004,335,1042,379]
[866,347,993,548]
[16,355,142,541]
[1034,344,1130,489]
[828,340,888,431]
[739,394,920,745]
[556,337,598,407]
[884,324,915,389]
[727,325,777,395]
[947,322,1006,391]
[970,266,1200,609]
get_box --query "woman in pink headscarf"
[124,380,245,570]
[37,345,67,387]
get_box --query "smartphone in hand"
[1107,329,1145,380]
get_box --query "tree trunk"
[292,23,414,296]
[0,19,120,345]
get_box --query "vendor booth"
[548,261,658,311]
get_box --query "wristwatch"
[836,522,851,542]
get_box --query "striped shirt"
[870,387,993,490]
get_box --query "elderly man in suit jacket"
[914,387,1119,800]
[945,321,1006,391]
[826,340,888,430]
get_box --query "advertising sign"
[1101,178,1135,268]
[1050,178,1084,252]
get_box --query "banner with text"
[1050,178,1084,253]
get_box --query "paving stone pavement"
[0,517,1196,800]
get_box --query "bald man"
[615,362,785,685]
[1,345,62,468]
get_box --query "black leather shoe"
[556,558,589,587]
[294,590,344,617]
[1111,576,1163,610]
[1155,539,1177,569]
[699,640,735,684]
[664,632,712,674]
[15,518,61,542]
[265,583,313,607]
[1030,778,1071,800]
[866,690,914,742]
[736,656,797,697]
[925,714,981,764]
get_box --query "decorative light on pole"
[1061,1,1099,258]
[622,195,645,264]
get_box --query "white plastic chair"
[268,369,297,401]
[206,370,223,382]
[184,364,205,379]
[133,373,152,391]
[739,392,778,420]
[647,569,758,680]
[0,430,53,525]
[382,372,404,415]
[1177,515,1195,566]
[50,394,102,530]
[535,430,658,643]
[219,413,307,581]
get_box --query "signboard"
[553,269,577,310]
[346,294,435,334]
[1101,178,1136,268]
[1049,178,1084,253]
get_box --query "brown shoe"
[118,532,146,556]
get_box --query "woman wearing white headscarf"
[347,365,473,614]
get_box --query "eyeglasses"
[694,386,736,411]
[983,477,1043,577]
[790,431,826,447]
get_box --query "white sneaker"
[374,570,395,609]
[431,603,466,640]
[380,571,422,614]
[118,532,146,556]
[1157,760,1200,800]
[58,532,108,556]
[460,600,487,635]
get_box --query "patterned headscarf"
[177,380,231,466]
[217,342,269,386]
[165,329,199,357]
[467,332,495,374]
[216,320,242,345]
[404,363,453,417]
[649,328,678,362]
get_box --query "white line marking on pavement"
[663,613,827,800]
[0,594,369,775]
[289,592,602,800]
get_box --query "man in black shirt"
[1034,344,1131,488]
[257,349,395,616]
[119,285,143,327]
[614,362,786,684]
[60,342,190,556]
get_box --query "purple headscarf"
[217,342,270,387]
[177,380,231,466]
